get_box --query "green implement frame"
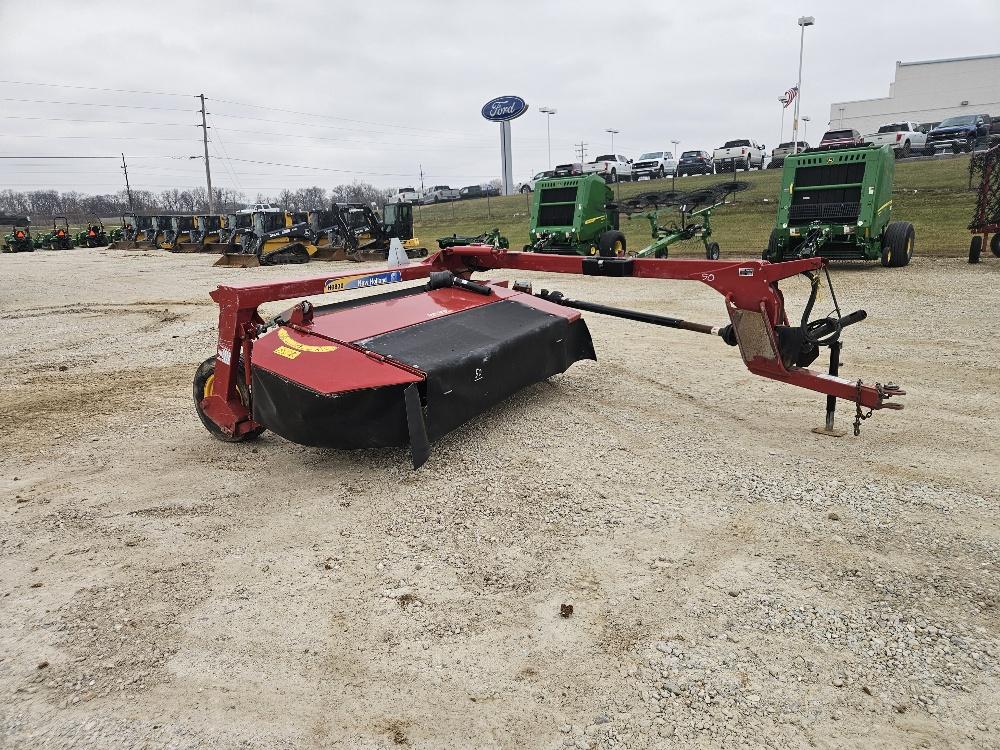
[764,144,914,267]
[619,182,749,259]
[437,228,509,249]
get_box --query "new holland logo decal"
[324,270,402,293]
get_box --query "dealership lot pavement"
[1,249,998,749]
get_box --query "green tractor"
[42,216,75,250]
[525,173,626,256]
[1,217,34,253]
[764,144,914,266]
[75,218,108,248]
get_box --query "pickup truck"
[767,141,809,169]
[863,122,927,158]
[388,187,420,204]
[237,202,281,215]
[582,154,632,183]
[926,114,991,154]
[420,185,460,204]
[631,150,677,180]
[712,139,766,172]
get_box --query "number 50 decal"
[701,272,716,282]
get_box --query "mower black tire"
[193,356,265,443]
[969,235,982,263]
[764,228,780,262]
[597,230,627,257]
[881,221,914,267]
[991,233,1000,257]
[705,241,721,260]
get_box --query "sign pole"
[500,121,513,196]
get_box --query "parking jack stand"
[812,340,847,437]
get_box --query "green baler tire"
[881,221,914,268]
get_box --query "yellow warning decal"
[583,216,604,225]
[274,346,301,360]
[877,199,892,214]
[276,328,337,353]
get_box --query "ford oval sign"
[481,95,528,122]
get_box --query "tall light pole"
[606,128,619,153]
[792,15,814,154]
[671,139,680,158]
[539,107,557,169]
[802,115,811,144]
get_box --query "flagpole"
[779,96,788,148]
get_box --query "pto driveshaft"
[536,289,726,338]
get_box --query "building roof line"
[898,52,1000,67]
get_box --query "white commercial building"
[829,53,1000,135]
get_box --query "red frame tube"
[203,247,903,438]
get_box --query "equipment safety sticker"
[275,328,337,354]
[217,345,232,365]
[324,270,402,293]
[738,267,754,276]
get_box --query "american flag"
[783,86,798,108]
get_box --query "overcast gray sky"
[1,0,998,197]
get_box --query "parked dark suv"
[927,114,991,154]
[676,150,713,176]
[819,129,863,149]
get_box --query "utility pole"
[575,141,588,164]
[198,93,215,213]
[120,153,134,213]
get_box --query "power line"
[1,115,195,127]
[223,156,416,178]
[0,79,191,97]
[0,97,195,112]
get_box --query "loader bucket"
[108,240,137,250]
[213,252,261,268]
[309,244,350,261]
[172,242,204,253]
[202,242,231,254]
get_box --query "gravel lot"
[1,248,998,749]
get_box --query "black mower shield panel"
[248,284,595,467]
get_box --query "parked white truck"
[863,122,928,158]
[420,185,460,204]
[631,150,677,180]
[582,154,632,183]
[712,139,767,172]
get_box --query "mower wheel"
[969,235,982,264]
[881,221,914,267]
[598,230,626,257]
[764,228,780,262]
[193,357,265,442]
[705,241,721,260]
[991,233,1000,257]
